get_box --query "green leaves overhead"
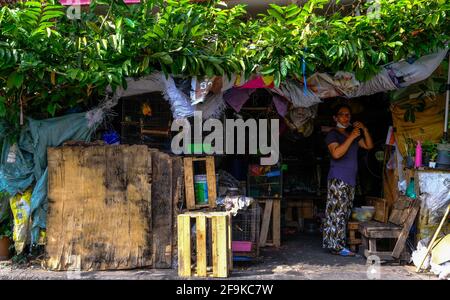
[0,0,449,126]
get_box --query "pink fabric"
[224,88,255,112]
[239,76,274,89]
[272,94,288,117]
[59,0,139,5]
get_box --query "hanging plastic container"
[436,143,450,169]
[406,178,416,199]
[415,141,422,168]
[102,130,120,145]
[194,175,209,205]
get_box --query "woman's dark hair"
[333,103,352,116]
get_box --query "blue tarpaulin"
[0,110,102,245]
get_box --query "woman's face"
[335,107,351,127]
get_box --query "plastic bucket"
[436,144,450,169]
[194,175,209,205]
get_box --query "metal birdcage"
[231,202,261,259]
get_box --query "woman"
[322,104,373,256]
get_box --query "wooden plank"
[392,199,420,258]
[106,146,153,270]
[205,157,217,209]
[192,157,208,162]
[227,214,233,272]
[362,230,401,239]
[196,216,207,277]
[348,222,359,230]
[368,239,377,252]
[171,156,184,266]
[211,216,218,277]
[360,221,399,231]
[215,215,229,278]
[183,157,196,210]
[361,236,368,254]
[177,215,191,277]
[259,200,273,247]
[151,151,173,268]
[272,199,280,248]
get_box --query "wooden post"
[259,200,273,247]
[272,199,281,248]
[183,157,196,210]
[205,157,217,209]
[227,214,233,271]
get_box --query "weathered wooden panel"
[171,156,184,267]
[151,150,173,268]
[45,145,152,271]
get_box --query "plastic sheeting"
[110,72,195,120]
[348,68,398,97]
[0,111,103,245]
[194,75,237,119]
[277,78,322,108]
[386,48,449,88]
[391,94,446,158]
[417,171,450,224]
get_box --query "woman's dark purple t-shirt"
[325,129,359,186]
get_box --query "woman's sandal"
[330,248,356,257]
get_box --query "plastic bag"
[417,172,450,223]
[411,238,431,270]
[190,76,214,105]
[9,188,32,253]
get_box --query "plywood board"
[45,145,152,271]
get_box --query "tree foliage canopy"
[0,0,449,126]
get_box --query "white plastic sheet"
[417,171,450,223]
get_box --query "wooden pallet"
[177,211,232,278]
[183,156,217,210]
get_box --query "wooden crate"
[366,196,389,223]
[183,156,217,210]
[347,221,362,252]
[177,211,232,278]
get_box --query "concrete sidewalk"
[0,234,437,280]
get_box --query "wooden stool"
[347,221,361,252]
[177,211,232,278]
